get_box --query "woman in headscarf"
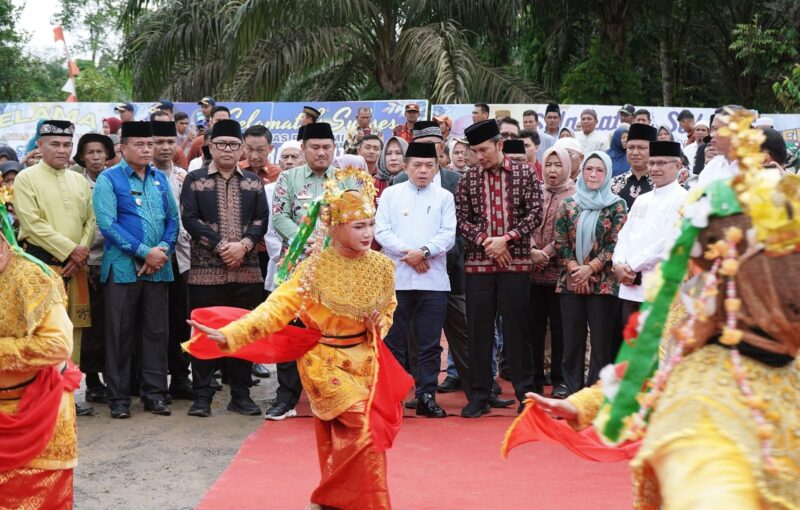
[554,151,627,396]
[102,117,122,136]
[447,138,469,173]
[606,125,630,177]
[559,127,575,139]
[374,136,407,199]
[530,147,577,399]
[656,125,673,142]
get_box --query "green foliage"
[74,60,131,102]
[559,40,643,105]
[57,0,122,65]
[773,64,800,110]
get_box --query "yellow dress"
[567,346,799,510]
[0,255,77,509]
[218,248,397,510]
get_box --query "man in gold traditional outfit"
[186,168,412,510]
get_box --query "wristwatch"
[421,246,431,259]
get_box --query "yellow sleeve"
[566,385,604,430]
[79,179,96,248]
[0,303,73,371]
[219,271,303,352]
[14,171,77,262]
[649,420,761,510]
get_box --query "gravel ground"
[74,367,279,510]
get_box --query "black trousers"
[105,273,169,407]
[559,293,618,394]
[276,359,303,407]
[189,283,262,400]
[465,273,535,403]
[530,283,563,386]
[167,258,191,380]
[442,293,470,394]
[385,290,447,397]
[81,265,106,376]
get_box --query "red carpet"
[198,416,632,510]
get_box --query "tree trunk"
[658,1,674,105]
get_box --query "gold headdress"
[320,166,377,226]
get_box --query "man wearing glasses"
[612,140,687,349]
[180,119,269,418]
[497,116,521,140]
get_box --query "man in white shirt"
[613,141,688,332]
[696,106,747,187]
[574,108,609,153]
[376,142,456,418]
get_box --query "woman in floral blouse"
[530,146,576,399]
[553,151,627,395]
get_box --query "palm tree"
[120,0,545,103]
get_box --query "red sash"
[0,362,81,471]
[185,307,412,452]
[502,402,640,463]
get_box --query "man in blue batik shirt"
[93,121,179,419]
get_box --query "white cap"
[278,140,302,158]
[553,137,584,155]
[753,117,774,128]
[694,120,709,129]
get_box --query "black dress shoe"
[404,398,418,410]
[491,380,502,395]
[188,398,212,417]
[437,376,460,393]
[144,399,171,416]
[169,378,194,400]
[210,378,223,392]
[85,385,108,404]
[551,384,569,399]
[416,393,446,418]
[517,402,527,414]
[110,405,131,419]
[488,394,515,408]
[228,396,262,416]
[76,402,95,416]
[460,400,490,418]
[252,364,271,378]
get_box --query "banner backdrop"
[0,100,428,162]
[431,103,800,145]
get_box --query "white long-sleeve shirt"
[697,155,739,188]
[375,180,456,291]
[263,182,282,291]
[612,179,687,302]
[575,129,609,153]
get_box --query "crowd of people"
[0,97,795,424]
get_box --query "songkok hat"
[502,139,526,155]
[121,121,153,138]
[302,122,334,141]
[545,103,560,115]
[210,119,243,140]
[553,137,583,155]
[38,120,75,137]
[296,125,305,140]
[303,106,321,121]
[405,142,438,159]
[464,120,500,146]
[74,132,114,167]
[628,123,657,142]
[151,120,177,137]
[412,121,443,140]
[648,141,682,158]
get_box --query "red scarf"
[0,362,81,471]
[185,306,413,451]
